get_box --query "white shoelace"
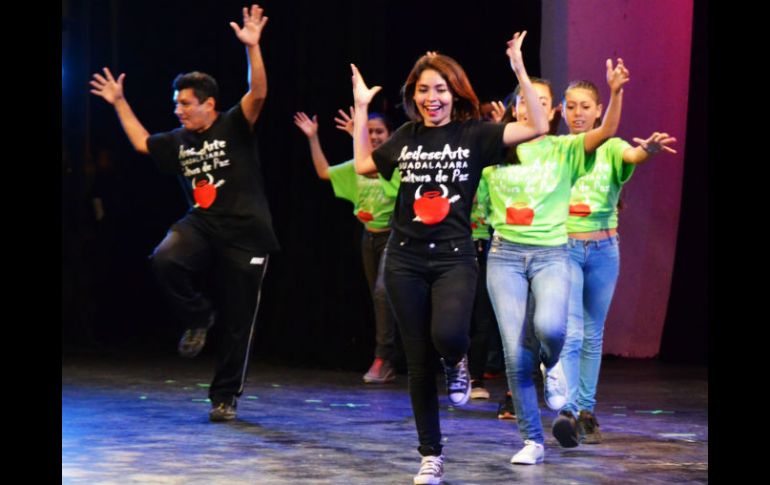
[418,456,443,476]
[447,359,469,391]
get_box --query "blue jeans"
[486,235,571,444]
[561,235,620,415]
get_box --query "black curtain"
[659,0,708,365]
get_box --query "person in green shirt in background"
[293,108,401,384]
[484,58,629,465]
[558,79,677,444]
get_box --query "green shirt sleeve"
[606,137,635,185]
[327,159,358,203]
[562,132,596,185]
[378,168,401,198]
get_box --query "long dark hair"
[401,53,480,123]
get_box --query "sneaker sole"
[449,388,471,406]
[552,420,580,448]
[209,414,236,422]
[581,433,602,444]
[511,455,543,465]
[413,477,442,485]
[363,374,396,384]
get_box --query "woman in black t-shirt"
[349,32,549,484]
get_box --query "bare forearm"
[353,103,376,174]
[307,135,331,180]
[585,89,623,153]
[113,98,149,154]
[514,70,548,135]
[622,145,650,165]
[241,44,267,124]
[247,44,267,99]
[502,73,548,145]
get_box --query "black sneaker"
[552,410,579,448]
[441,355,471,406]
[178,312,215,358]
[578,410,602,444]
[497,391,517,420]
[209,401,237,422]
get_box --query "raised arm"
[502,31,549,145]
[350,64,381,175]
[230,4,269,127]
[334,106,355,137]
[293,112,331,180]
[623,131,677,164]
[583,58,630,153]
[490,100,507,123]
[90,67,150,154]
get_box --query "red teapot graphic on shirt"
[505,196,536,226]
[192,173,225,209]
[357,210,374,223]
[569,195,592,217]
[413,184,460,225]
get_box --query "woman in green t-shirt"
[293,109,402,386]
[484,59,629,465]
[558,79,676,444]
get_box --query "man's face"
[174,88,212,132]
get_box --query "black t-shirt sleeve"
[475,121,507,166]
[146,131,180,173]
[372,121,413,180]
[222,103,251,134]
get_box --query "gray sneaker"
[178,312,215,358]
[578,410,603,444]
[209,402,237,422]
[441,355,471,406]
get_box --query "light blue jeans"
[560,235,620,415]
[486,234,571,444]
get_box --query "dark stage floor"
[62,354,707,484]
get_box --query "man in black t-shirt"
[90,5,278,422]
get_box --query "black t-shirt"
[372,119,506,240]
[146,104,280,253]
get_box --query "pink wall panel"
[541,0,694,357]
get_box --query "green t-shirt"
[471,176,492,240]
[483,133,594,246]
[328,159,400,230]
[567,137,634,233]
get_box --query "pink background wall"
[541,0,694,357]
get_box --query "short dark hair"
[172,71,219,107]
[368,112,393,134]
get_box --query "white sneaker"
[511,440,544,465]
[413,454,444,484]
[540,361,568,410]
[470,382,490,400]
[441,356,471,406]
